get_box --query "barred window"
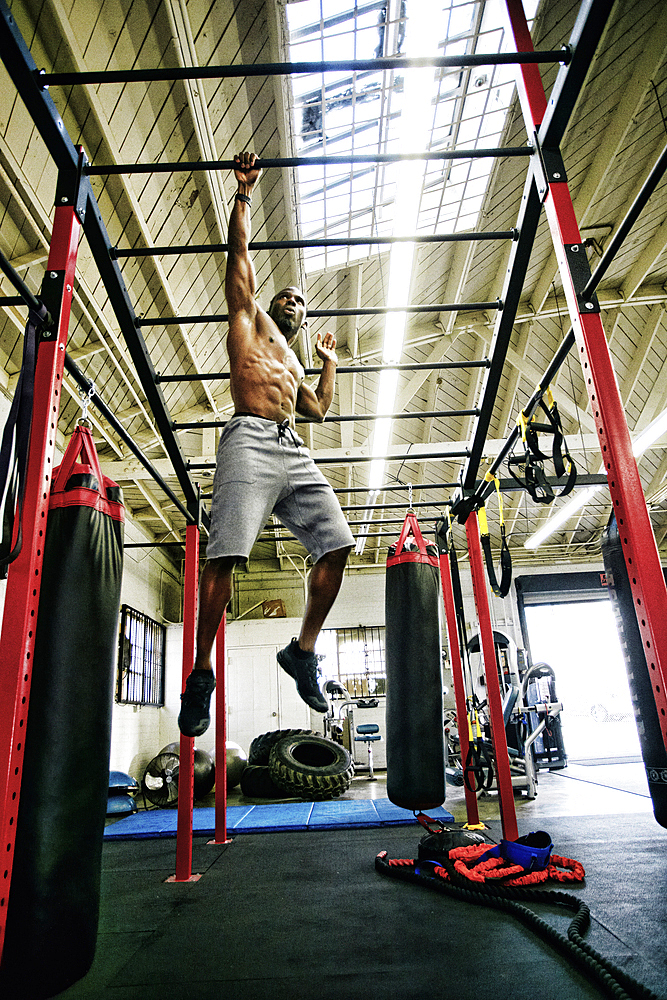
[317,625,386,698]
[117,605,165,706]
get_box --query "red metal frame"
[0,204,81,956]
[174,521,199,881]
[507,0,667,751]
[213,611,232,844]
[465,514,518,841]
[438,553,481,827]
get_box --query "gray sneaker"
[277,639,329,713]
[178,670,216,736]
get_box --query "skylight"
[284,0,538,552]
[286,0,535,275]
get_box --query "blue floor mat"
[103,799,455,839]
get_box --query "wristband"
[235,192,252,206]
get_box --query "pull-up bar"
[173,408,478,431]
[156,359,491,383]
[38,48,571,88]
[114,231,517,258]
[89,149,532,176]
[138,300,502,326]
[189,448,469,471]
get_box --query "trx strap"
[464,712,494,792]
[436,515,493,792]
[507,388,577,504]
[0,307,44,567]
[478,474,512,598]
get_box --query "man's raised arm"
[297,332,339,422]
[225,152,262,318]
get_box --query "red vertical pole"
[173,521,199,881]
[506,0,667,751]
[438,554,481,827]
[213,610,232,844]
[465,514,518,842]
[0,203,80,956]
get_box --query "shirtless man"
[179,152,354,738]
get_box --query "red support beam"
[174,521,199,882]
[0,203,80,956]
[506,0,667,751]
[438,553,481,828]
[465,514,518,842]
[213,610,232,845]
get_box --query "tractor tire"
[248,728,316,766]
[269,733,354,801]
[240,765,290,800]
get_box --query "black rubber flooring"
[49,809,667,1000]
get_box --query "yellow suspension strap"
[478,473,512,598]
[464,705,494,792]
[507,388,577,504]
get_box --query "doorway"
[523,600,640,763]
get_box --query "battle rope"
[376,847,658,1000]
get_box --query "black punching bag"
[1,425,124,998]
[385,512,445,810]
[601,515,667,828]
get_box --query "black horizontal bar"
[0,295,27,306]
[173,408,478,430]
[39,49,570,87]
[88,148,531,175]
[157,359,490,383]
[138,300,501,326]
[339,499,451,512]
[189,449,468,471]
[124,542,185,548]
[0,246,49,320]
[64,353,195,525]
[114,231,516,258]
[333,481,459,494]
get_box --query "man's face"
[268,287,307,342]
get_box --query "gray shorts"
[206,415,354,564]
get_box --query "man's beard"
[272,310,298,338]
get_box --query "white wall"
[107,521,182,780]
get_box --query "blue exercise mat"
[103,799,455,839]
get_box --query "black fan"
[141,752,180,807]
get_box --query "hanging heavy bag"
[385,511,445,811]
[601,515,667,829]
[1,424,124,999]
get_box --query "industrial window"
[117,605,165,707]
[317,625,386,697]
